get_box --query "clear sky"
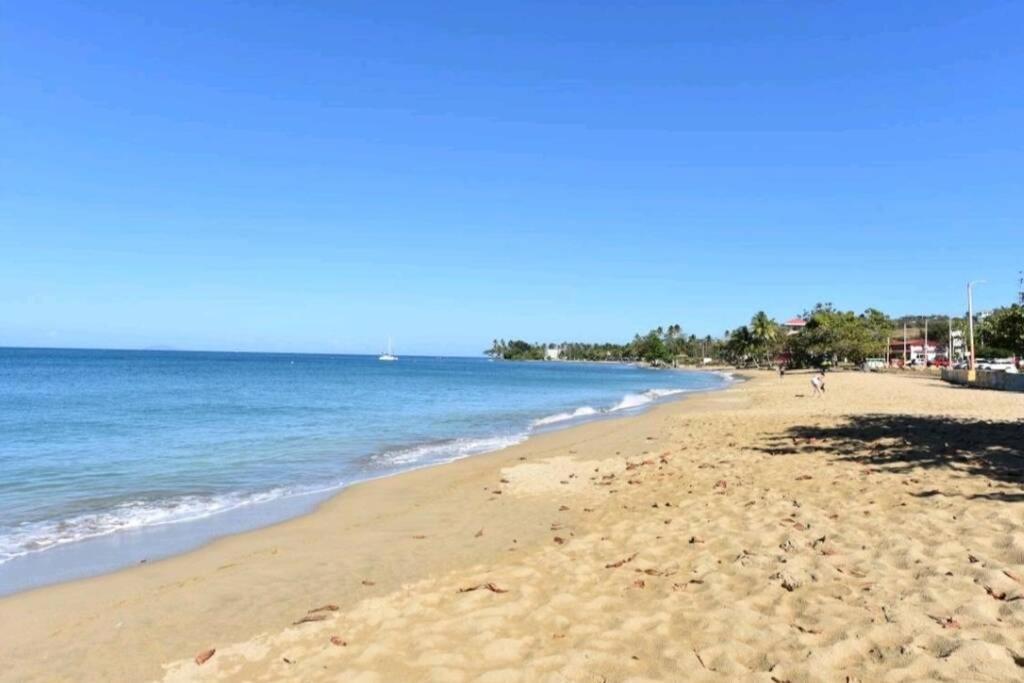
[2,1,1022,355]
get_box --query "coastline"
[4,371,1023,682]
[0,358,729,596]
[0,375,734,681]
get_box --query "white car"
[976,358,1019,373]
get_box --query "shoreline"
[4,371,1023,682]
[0,380,743,682]
[0,367,731,597]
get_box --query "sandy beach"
[2,371,1023,682]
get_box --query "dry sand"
[2,371,1023,682]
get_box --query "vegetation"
[977,305,1024,357]
[722,311,782,366]
[786,305,892,367]
[486,326,719,364]
[487,299,1023,369]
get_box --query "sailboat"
[378,337,398,362]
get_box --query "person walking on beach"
[778,364,786,381]
[810,372,825,397]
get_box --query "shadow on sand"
[757,414,1024,501]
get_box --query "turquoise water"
[0,348,728,593]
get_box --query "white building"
[544,346,562,361]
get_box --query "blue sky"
[2,1,1022,355]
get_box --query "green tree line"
[486,303,1024,368]
[485,324,717,364]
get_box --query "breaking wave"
[1,379,723,569]
[0,481,345,565]
[370,433,529,467]
[531,406,599,427]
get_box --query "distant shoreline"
[490,355,732,371]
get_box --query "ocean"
[0,348,729,594]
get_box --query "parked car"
[930,357,950,368]
[976,358,1019,373]
[862,358,886,372]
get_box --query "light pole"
[902,321,908,366]
[948,317,953,364]
[924,316,929,367]
[967,280,985,380]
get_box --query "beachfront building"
[544,345,562,361]
[782,317,807,336]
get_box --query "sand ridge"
[152,373,1024,682]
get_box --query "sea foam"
[610,388,686,412]
[531,405,599,427]
[371,433,529,467]
[0,481,345,564]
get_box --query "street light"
[948,316,953,364]
[967,280,986,379]
[923,316,929,367]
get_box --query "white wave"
[0,383,706,567]
[646,388,688,399]
[0,431,530,565]
[531,406,599,427]
[610,388,687,412]
[610,393,651,411]
[0,481,345,565]
[373,433,527,467]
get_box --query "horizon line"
[0,344,489,359]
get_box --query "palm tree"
[750,311,779,365]
[726,326,755,364]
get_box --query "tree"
[485,339,506,358]
[978,305,1024,356]
[724,326,755,365]
[497,339,543,360]
[749,311,780,365]
[625,329,672,363]
[662,323,688,359]
[787,307,891,367]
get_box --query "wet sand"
[2,371,1023,682]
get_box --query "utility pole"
[924,317,929,366]
[948,317,953,364]
[967,280,985,380]
[902,322,907,366]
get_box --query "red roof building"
[783,317,807,335]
